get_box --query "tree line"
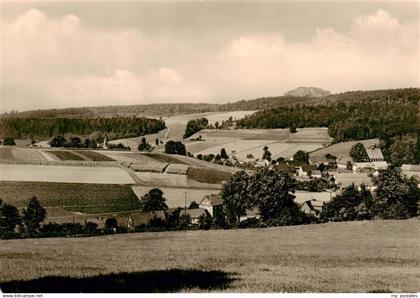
[0,117,166,139]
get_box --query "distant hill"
[1,88,419,119]
[284,87,331,97]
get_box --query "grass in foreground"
[0,181,141,213]
[0,220,419,293]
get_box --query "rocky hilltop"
[284,87,331,97]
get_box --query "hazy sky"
[1,1,419,112]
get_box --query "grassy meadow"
[1,220,419,293]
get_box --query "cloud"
[0,8,418,111]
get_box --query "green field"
[1,220,419,293]
[0,181,141,213]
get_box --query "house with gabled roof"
[180,208,209,225]
[199,194,223,217]
[401,164,420,181]
[301,200,324,216]
[297,164,318,177]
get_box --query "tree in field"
[50,136,68,147]
[221,171,252,224]
[289,127,297,133]
[0,199,21,233]
[373,167,419,219]
[155,138,160,146]
[349,143,369,162]
[262,146,272,161]
[183,118,208,139]
[3,137,16,146]
[23,197,46,233]
[220,148,229,159]
[249,168,303,225]
[165,141,186,155]
[105,218,118,233]
[140,188,168,212]
[293,150,309,164]
[138,137,151,152]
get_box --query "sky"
[1,1,419,112]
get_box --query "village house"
[354,161,388,171]
[122,210,167,230]
[294,191,336,205]
[180,208,208,225]
[334,172,373,190]
[401,164,420,180]
[365,146,384,162]
[199,194,223,217]
[300,200,324,216]
[275,163,296,176]
[297,164,318,177]
[309,156,337,167]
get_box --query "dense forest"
[236,89,420,142]
[0,117,166,139]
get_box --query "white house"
[199,194,223,217]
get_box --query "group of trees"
[165,141,186,155]
[50,135,99,148]
[349,143,369,162]
[221,168,308,227]
[184,118,209,139]
[0,117,166,140]
[0,197,46,239]
[321,167,419,221]
[1,137,16,146]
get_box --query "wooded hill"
[3,88,419,119]
[0,117,166,139]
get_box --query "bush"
[2,137,16,146]
[165,141,186,155]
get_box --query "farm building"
[123,211,167,229]
[365,146,384,162]
[309,156,336,166]
[294,191,336,204]
[301,200,324,216]
[354,161,388,171]
[310,170,322,178]
[180,208,208,225]
[275,163,296,176]
[199,194,223,217]
[297,165,318,177]
[334,172,373,189]
[401,164,420,180]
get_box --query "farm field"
[187,128,332,162]
[0,164,135,184]
[108,111,256,149]
[74,151,115,161]
[132,186,219,208]
[310,138,380,162]
[0,181,141,213]
[48,150,85,161]
[0,220,419,292]
[0,147,47,161]
[134,172,221,189]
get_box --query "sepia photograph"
[0,0,419,295]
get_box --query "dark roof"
[180,208,207,219]
[276,163,296,173]
[200,194,223,206]
[302,200,324,211]
[301,165,318,172]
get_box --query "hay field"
[134,172,221,189]
[0,164,135,184]
[0,181,141,213]
[0,148,47,161]
[310,138,380,161]
[132,186,219,208]
[0,220,419,293]
[187,128,332,162]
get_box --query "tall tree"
[248,168,301,224]
[0,200,21,233]
[293,150,309,164]
[262,146,272,161]
[349,143,369,162]
[374,167,419,219]
[220,148,229,159]
[140,188,168,212]
[221,171,252,224]
[165,141,186,155]
[23,197,46,233]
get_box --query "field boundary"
[0,159,119,168]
